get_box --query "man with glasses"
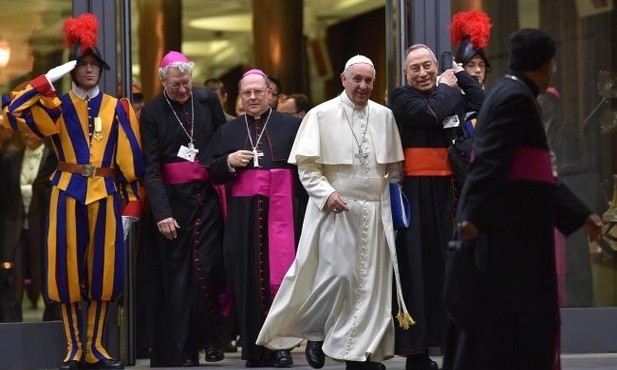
[206,69,307,368]
[389,44,485,370]
[140,51,228,367]
[4,13,143,370]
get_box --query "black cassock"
[206,109,307,362]
[140,88,226,366]
[389,71,485,354]
[443,73,590,370]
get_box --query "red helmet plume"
[63,13,99,54]
[450,10,492,50]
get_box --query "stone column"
[252,0,305,96]
[137,0,182,101]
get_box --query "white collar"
[71,83,101,100]
[24,144,44,157]
[340,91,369,112]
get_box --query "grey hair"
[158,61,195,79]
[404,44,438,63]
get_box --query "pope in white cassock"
[256,55,414,370]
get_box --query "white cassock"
[256,92,411,362]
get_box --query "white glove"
[44,60,77,84]
[122,216,139,242]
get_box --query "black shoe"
[405,354,438,370]
[180,352,199,367]
[83,358,124,369]
[205,346,225,362]
[59,360,81,370]
[272,350,293,368]
[305,341,325,369]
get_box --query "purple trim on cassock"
[509,146,555,184]
[231,169,296,298]
[160,161,228,218]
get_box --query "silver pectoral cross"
[355,149,369,165]
[252,148,264,167]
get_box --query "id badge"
[177,145,199,162]
[443,115,460,128]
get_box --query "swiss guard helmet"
[63,13,110,71]
[450,10,492,71]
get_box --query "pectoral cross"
[355,149,369,165]
[252,148,264,167]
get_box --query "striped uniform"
[6,74,143,363]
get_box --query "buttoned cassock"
[257,93,410,362]
[6,74,143,303]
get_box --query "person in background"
[443,28,603,370]
[257,55,413,370]
[204,78,235,122]
[0,132,57,323]
[450,10,492,87]
[206,69,307,368]
[140,51,227,367]
[277,93,312,119]
[267,75,286,110]
[235,95,246,117]
[5,13,143,369]
[389,43,484,370]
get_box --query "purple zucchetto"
[159,51,190,69]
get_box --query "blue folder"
[390,183,411,229]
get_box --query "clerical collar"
[24,144,44,159]
[72,83,100,100]
[506,71,539,97]
[340,92,368,111]
[246,108,272,122]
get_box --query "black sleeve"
[553,179,592,236]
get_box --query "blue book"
[390,183,411,229]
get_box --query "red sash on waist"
[161,161,228,218]
[232,169,296,298]
[508,147,555,184]
[403,147,453,176]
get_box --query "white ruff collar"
[71,83,101,100]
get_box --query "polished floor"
[125,347,617,370]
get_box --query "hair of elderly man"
[158,61,195,79]
[404,44,438,63]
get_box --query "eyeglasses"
[240,89,266,98]
[167,80,192,89]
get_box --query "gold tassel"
[396,309,415,330]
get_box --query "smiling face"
[341,63,375,106]
[162,67,193,104]
[404,47,438,92]
[73,54,101,90]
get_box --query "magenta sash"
[231,169,296,298]
[161,161,209,184]
[508,147,555,184]
[161,161,228,218]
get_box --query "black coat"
[444,73,590,370]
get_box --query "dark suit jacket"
[0,143,55,262]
